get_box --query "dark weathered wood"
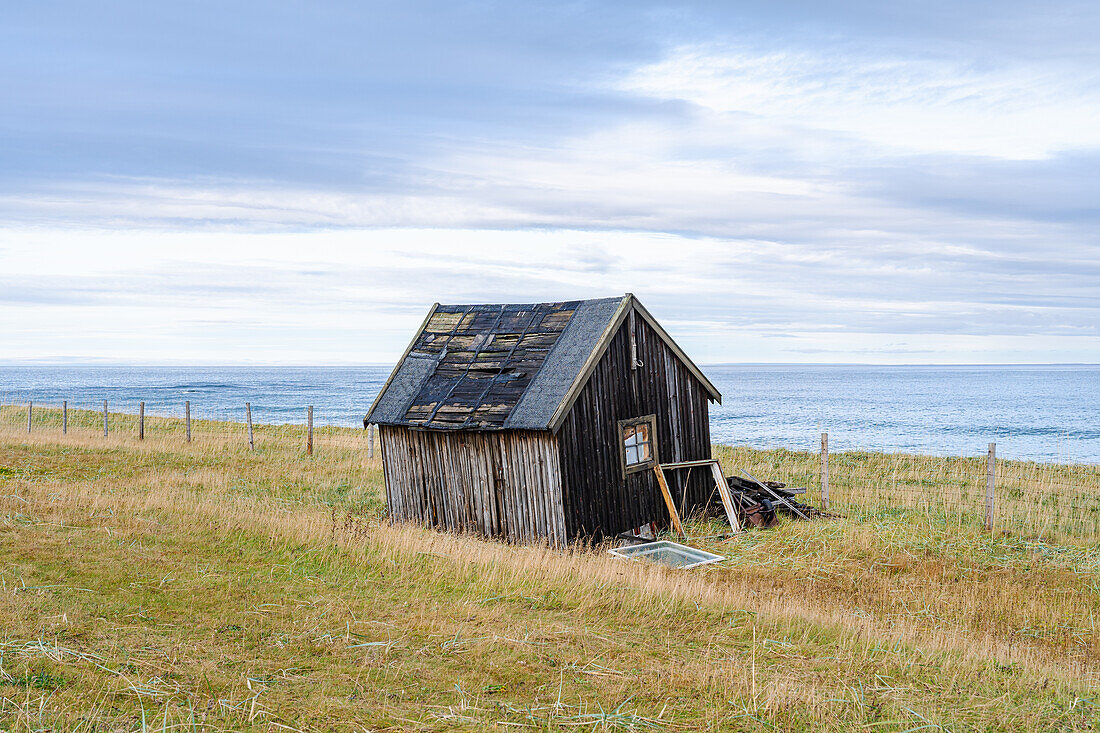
[307,406,314,455]
[62,400,67,434]
[556,306,714,539]
[185,401,191,442]
[820,432,829,510]
[629,297,721,404]
[139,401,145,440]
[245,402,254,451]
[547,295,719,433]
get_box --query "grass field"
[2,407,1100,731]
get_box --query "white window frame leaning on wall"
[619,414,658,477]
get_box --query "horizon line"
[2,361,1099,368]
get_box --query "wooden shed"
[365,294,722,544]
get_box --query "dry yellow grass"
[2,407,1099,731]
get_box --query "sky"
[2,1,1099,365]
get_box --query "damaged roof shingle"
[366,297,624,431]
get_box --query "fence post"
[63,400,67,434]
[820,432,829,510]
[103,400,108,437]
[985,442,996,531]
[368,423,375,459]
[246,402,254,451]
[27,401,32,433]
[185,401,191,443]
[307,405,313,455]
[139,401,145,440]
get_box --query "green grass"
[1,408,1100,730]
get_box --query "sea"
[2,364,1098,464]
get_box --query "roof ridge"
[365,293,720,432]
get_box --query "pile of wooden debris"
[724,474,822,528]
[651,460,825,537]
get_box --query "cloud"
[618,45,1100,160]
[1,3,1099,363]
[3,226,1099,367]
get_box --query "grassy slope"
[1,413,1099,731]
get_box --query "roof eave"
[546,293,722,433]
[546,295,633,433]
[363,302,440,425]
[630,297,722,404]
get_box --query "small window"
[619,414,658,476]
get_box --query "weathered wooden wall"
[556,309,714,538]
[380,425,567,545]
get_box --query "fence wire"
[0,398,376,456]
[994,461,1100,542]
[3,398,1098,542]
[710,434,1099,543]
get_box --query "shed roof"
[365,294,720,432]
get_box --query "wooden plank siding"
[555,308,715,538]
[379,425,567,545]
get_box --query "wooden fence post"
[307,406,313,455]
[139,401,145,440]
[820,432,829,510]
[185,401,191,443]
[985,442,996,531]
[62,400,67,434]
[368,423,375,458]
[103,400,108,437]
[26,401,32,433]
[246,402,254,451]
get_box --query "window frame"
[618,414,659,477]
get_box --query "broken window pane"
[620,415,657,471]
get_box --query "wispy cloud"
[619,46,1100,159]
